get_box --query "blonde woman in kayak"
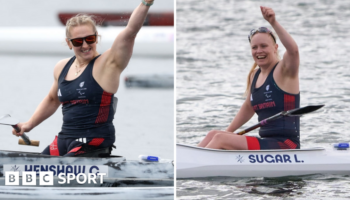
[12,0,155,156]
[198,6,300,150]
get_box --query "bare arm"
[26,83,61,129]
[261,6,299,77]
[226,93,255,132]
[106,1,153,72]
[13,60,64,136]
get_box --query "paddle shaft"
[236,111,284,135]
[11,124,31,145]
[236,105,324,135]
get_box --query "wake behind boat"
[177,143,350,178]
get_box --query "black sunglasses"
[69,33,97,47]
[248,27,276,43]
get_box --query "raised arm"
[261,6,299,78]
[107,1,154,72]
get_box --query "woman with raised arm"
[12,0,155,156]
[198,6,300,150]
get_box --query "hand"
[12,122,33,137]
[260,6,276,25]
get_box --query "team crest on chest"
[77,81,87,98]
[264,84,272,101]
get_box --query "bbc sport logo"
[4,164,107,186]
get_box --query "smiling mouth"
[257,56,266,59]
[81,48,91,53]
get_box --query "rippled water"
[176,0,350,199]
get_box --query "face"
[66,24,98,61]
[250,33,278,67]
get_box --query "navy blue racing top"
[57,55,116,139]
[250,63,300,139]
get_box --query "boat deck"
[177,143,325,152]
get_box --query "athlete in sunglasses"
[12,0,156,157]
[198,6,301,150]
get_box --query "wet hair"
[244,32,279,97]
[65,14,101,38]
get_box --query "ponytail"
[244,62,258,97]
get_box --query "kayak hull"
[0,150,174,187]
[177,143,350,178]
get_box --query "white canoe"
[177,143,350,178]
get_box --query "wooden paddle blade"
[286,105,324,116]
[18,139,40,147]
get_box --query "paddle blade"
[286,105,324,116]
[0,115,40,146]
[18,139,40,147]
[0,114,19,125]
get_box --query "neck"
[259,60,279,74]
[75,52,99,67]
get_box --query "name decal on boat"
[4,164,109,176]
[236,155,244,163]
[248,154,304,164]
[235,154,305,164]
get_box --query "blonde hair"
[65,14,101,38]
[244,32,279,97]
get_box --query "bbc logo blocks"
[5,171,53,186]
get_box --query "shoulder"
[97,49,111,63]
[276,59,299,78]
[249,68,259,83]
[93,49,111,70]
[246,68,259,93]
[53,58,71,80]
[95,49,122,73]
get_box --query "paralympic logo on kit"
[4,164,108,186]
